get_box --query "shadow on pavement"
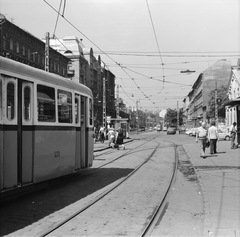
[0,167,133,236]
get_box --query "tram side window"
[7,82,15,120]
[81,96,85,124]
[58,90,72,123]
[37,85,55,122]
[24,86,31,121]
[89,98,93,126]
[75,96,79,124]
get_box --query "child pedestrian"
[115,127,125,150]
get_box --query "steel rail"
[40,140,160,237]
[141,142,179,237]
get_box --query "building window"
[27,48,31,59]
[3,36,6,50]
[58,89,72,123]
[7,82,15,120]
[16,42,20,53]
[10,38,14,51]
[37,84,55,122]
[22,46,26,56]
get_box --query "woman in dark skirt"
[116,127,125,150]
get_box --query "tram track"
[39,139,178,237]
[39,141,160,237]
[2,136,178,237]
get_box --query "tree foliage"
[206,85,229,119]
[164,108,184,126]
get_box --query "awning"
[226,98,240,107]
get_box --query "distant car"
[191,128,198,136]
[162,126,167,131]
[140,127,145,131]
[218,130,231,140]
[156,125,161,131]
[167,127,176,135]
[185,128,193,136]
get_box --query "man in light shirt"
[229,122,237,149]
[196,122,208,158]
[208,121,219,154]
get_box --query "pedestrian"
[107,127,116,147]
[208,121,219,154]
[196,122,208,158]
[99,126,105,143]
[229,122,237,149]
[115,127,125,150]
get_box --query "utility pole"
[116,84,120,118]
[45,32,49,72]
[136,100,139,134]
[215,80,218,127]
[102,66,106,128]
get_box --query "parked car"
[167,127,177,135]
[140,127,145,131]
[218,130,231,140]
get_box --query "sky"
[1,0,240,113]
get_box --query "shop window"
[58,89,72,123]
[37,85,55,122]
[24,86,31,121]
[7,82,15,120]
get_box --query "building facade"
[225,60,240,143]
[184,60,232,128]
[0,16,70,77]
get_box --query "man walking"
[196,122,208,158]
[230,122,237,149]
[208,121,219,154]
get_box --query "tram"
[0,56,94,192]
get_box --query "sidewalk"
[183,140,240,236]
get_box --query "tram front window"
[37,85,55,122]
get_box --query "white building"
[225,59,240,143]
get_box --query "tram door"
[1,78,33,189]
[21,81,34,184]
[80,96,87,168]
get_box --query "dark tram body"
[0,57,94,192]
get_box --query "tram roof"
[0,57,92,97]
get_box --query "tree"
[206,85,229,120]
[164,108,184,126]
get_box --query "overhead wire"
[146,0,166,86]
[43,0,159,110]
